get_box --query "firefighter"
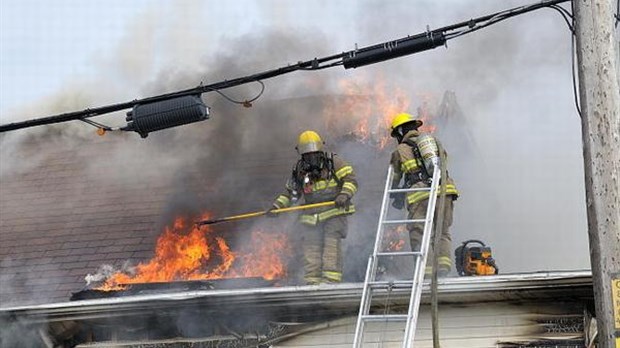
[389,113,458,277]
[270,130,357,285]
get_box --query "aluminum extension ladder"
[352,164,441,348]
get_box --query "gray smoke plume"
[0,0,591,312]
[0,314,49,348]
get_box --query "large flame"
[97,215,291,290]
[324,73,437,149]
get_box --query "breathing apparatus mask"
[392,123,419,143]
[300,151,326,179]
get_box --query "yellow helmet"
[297,130,324,154]
[390,113,423,137]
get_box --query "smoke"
[341,0,590,273]
[85,262,135,286]
[0,314,49,348]
[0,0,591,313]
[0,256,69,308]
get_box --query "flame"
[416,93,438,134]
[323,73,438,149]
[383,226,408,252]
[97,215,291,291]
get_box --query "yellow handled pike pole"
[195,201,335,226]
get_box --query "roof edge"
[0,270,593,322]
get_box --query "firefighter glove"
[390,192,405,210]
[334,194,351,209]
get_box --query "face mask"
[395,124,418,143]
[394,127,405,143]
[301,152,325,175]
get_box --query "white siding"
[274,302,584,348]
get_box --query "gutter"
[0,270,593,323]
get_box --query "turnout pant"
[408,198,454,276]
[300,216,347,284]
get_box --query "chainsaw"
[455,240,498,276]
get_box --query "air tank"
[415,134,440,173]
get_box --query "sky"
[1,1,145,115]
[0,0,357,118]
[0,0,593,273]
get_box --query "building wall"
[275,301,585,348]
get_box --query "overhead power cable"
[0,0,569,134]
[616,0,620,27]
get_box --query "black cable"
[78,118,113,131]
[0,55,339,132]
[300,61,344,70]
[444,2,538,40]
[445,14,514,40]
[245,81,266,103]
[548,4,575,33]
[538,2,582,117]
[544,2,581,118]
[570,0,583,118]
[616,0,620,28]
[445,1,575,40]
[0,0,571,133]
[447,0,581,119]
[550,3,574,19]
[206,80,266,106]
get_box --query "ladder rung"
[361,314,408,322]
[353,166,441,347]
[367,280,414,288]
[376,251,422,257]
[387,187,430,193]
[382,219,425,224]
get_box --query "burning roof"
[0,88,466,307]
[87,216,291,292]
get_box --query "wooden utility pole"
[573,0,620,347]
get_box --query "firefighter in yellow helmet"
[270,130,357,285]
[389,113,459,277]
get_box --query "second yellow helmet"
[297,130,324,154]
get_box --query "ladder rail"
[371,165,396,257]
[402,165,441,348]
[352,165,395,348]
[353,163,442,348]
[352,255,373,348]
